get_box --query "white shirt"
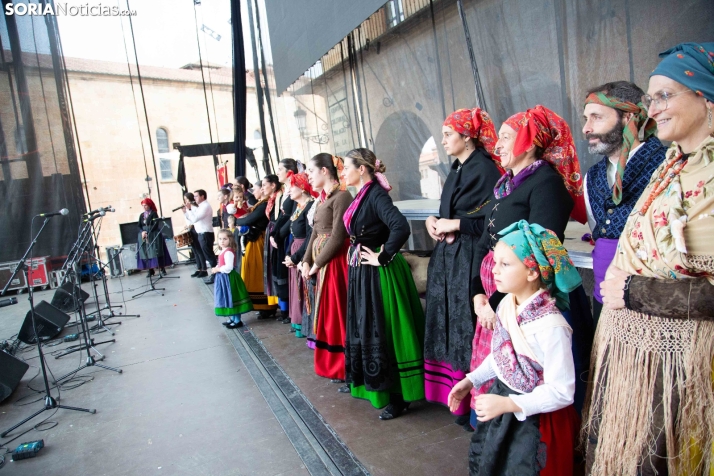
[584,142,645,232]
[184,200,214,234]
[466,293,575,421]
[218,250,235,273]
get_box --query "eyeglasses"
[641,90,692,112]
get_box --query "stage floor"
[0,265,469,475]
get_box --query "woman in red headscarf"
[467,105,592,429]
[281,172,316,337]
[423,108,504,426]
[136,198,173,276]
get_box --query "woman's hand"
[473,294,497,330]
[283,256,295,268]
[301,262,310,279]
[142,231,148,240]
[447,377,474,413]
[434,218,460,236]
[309,264,319,276]
[474,394,521,422]
[360,246,381,267]
[270,236,278,249]
[425,216,443,242]
[601,265,629,310]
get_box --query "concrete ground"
[0,264,470,475]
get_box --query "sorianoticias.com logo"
[4,3,137,16]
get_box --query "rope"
[126,0,163,216]
[456,0,487,110]
[192,0,219,178]
[117,0,151,196]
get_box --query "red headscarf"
[141,198,157,212]
[503,105,586,224]
[443,108,502,172]
[288,172,317,198]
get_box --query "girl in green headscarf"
[448,220,582,476]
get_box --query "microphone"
[0,297,18,308]
[83,210,106,222]
[172,205,184,212]
[39,208,69,217]
[84,205,114,216]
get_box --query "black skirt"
[423,233,479,372]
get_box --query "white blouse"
[466,294,575,421]
[218,250,235,274]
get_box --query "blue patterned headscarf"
[651,42,714,102]
[498,220,582,310]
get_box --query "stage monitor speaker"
[50,282,89,313]
[18,301,71,344]
[0,350,29,402]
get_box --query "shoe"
[160,268,167,276]
[190,271,201,278]
[148,269,155,277]
[379,402,411,420]
[227,321,244,329]
[330,379,345,384]
[281,317,291,324]
[337,385,350,393]
[289,327,296,333]
[203,276,215,284]
[257,310,276,320]
[222,320,233,327]
[198,271,208,278]
[463,423,474,432]
[454,414,470,426]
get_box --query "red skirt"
[470,250,497,404]
[313,238,349,380]
[540,405,580,476]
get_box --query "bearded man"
[582,81,666,323]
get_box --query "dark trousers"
[198,232,217,268]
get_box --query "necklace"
[638,150,688,216]
[291,199,312,221]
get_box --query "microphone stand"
[1,216,95,438]
[132,218,178,298]
[53,218,116,359]
[84,215,140,332]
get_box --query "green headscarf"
[498,220,582,310]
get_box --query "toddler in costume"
[213,229,253,328]
[448,220,581,476]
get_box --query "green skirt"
[214,270,253,316]
[346,251,425,409]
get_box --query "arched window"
[157,128,173,180]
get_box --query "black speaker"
[50,282,89,313]
[18,301,71,344]
[0,350,29,402]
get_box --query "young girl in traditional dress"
[212,229,253,329]
[448,220,581,476]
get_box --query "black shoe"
[222,320,233,327]
[454,414,470,426]
[203,276,215,284]
[148,269,155,277]
[190,271,201,277]
[337,384,350,393]
[281,317,291,324]
[160,268,167,276]
[330,379,345,384]
[197,271,208,278]
[379,402,411,420]
[289,327,296,333]
[463,423,474,432]
[227,321,244,329]
[257,310,276,320]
